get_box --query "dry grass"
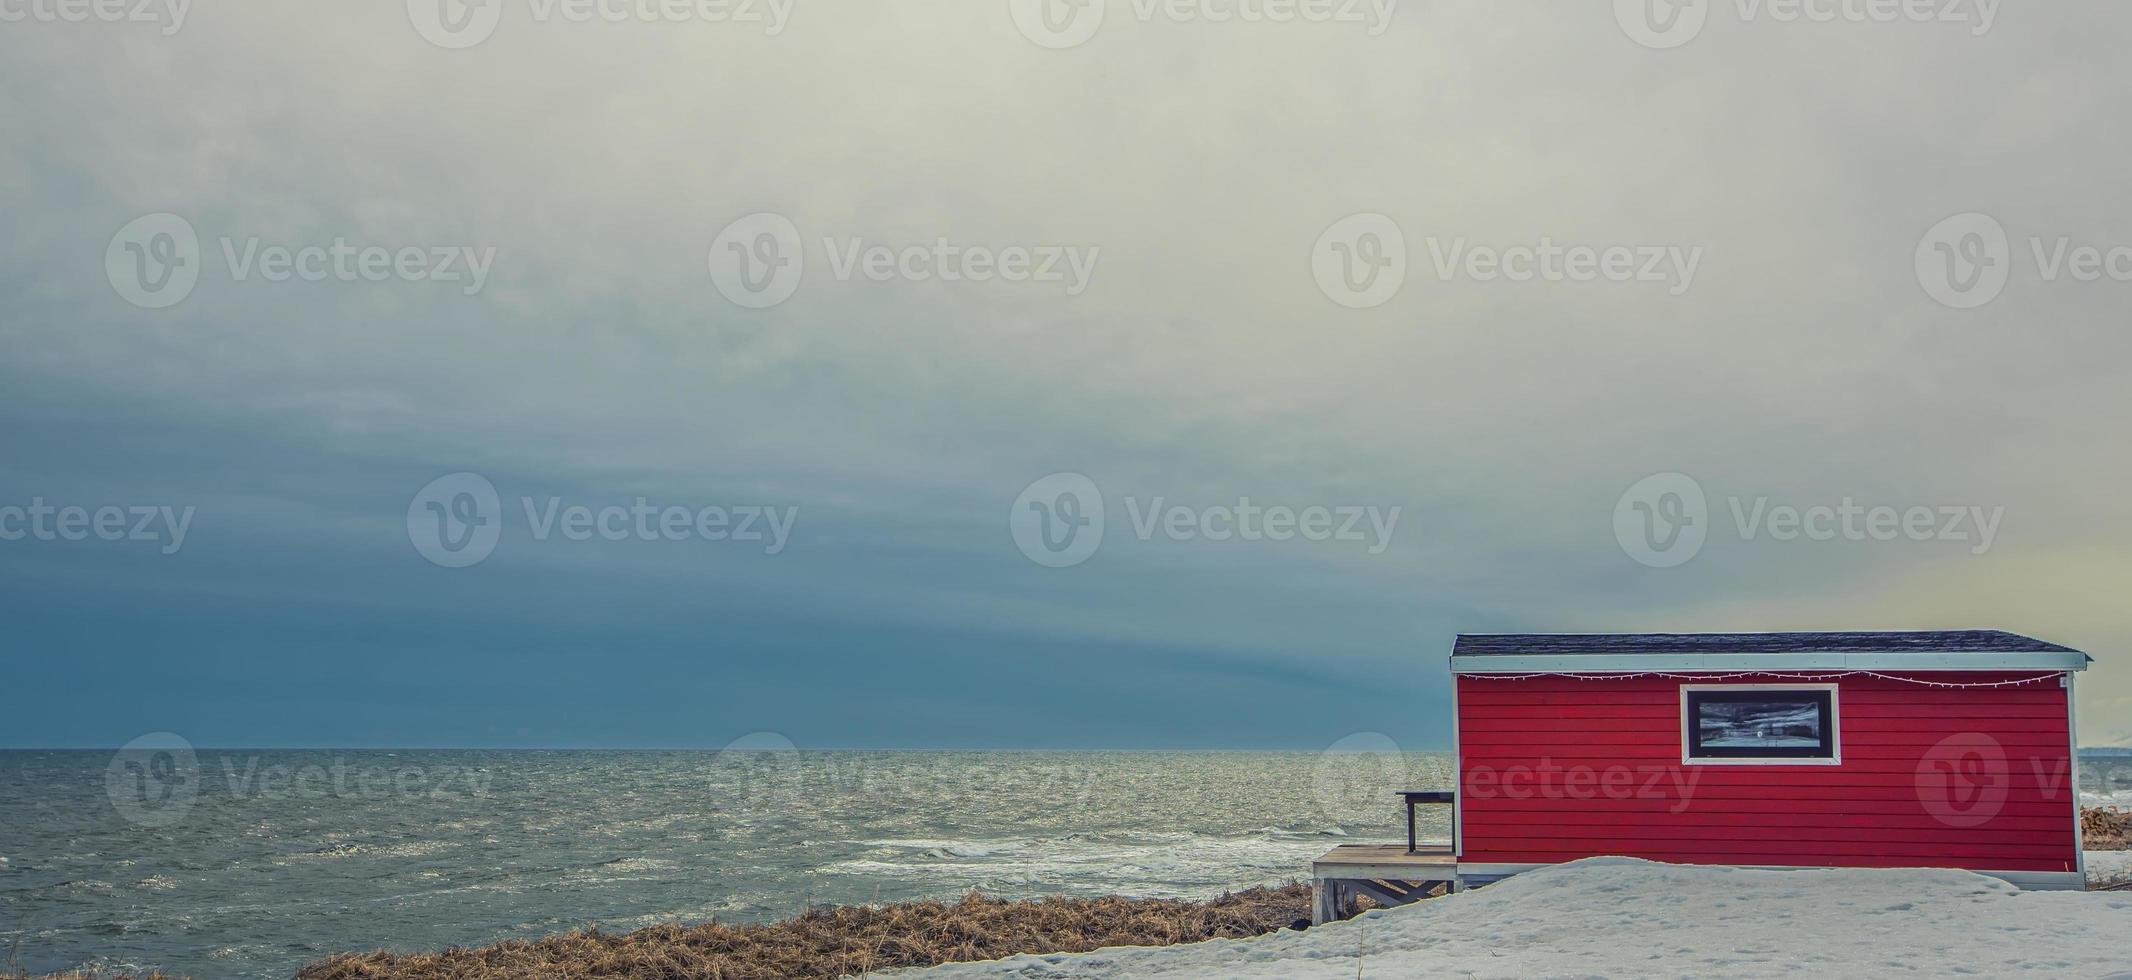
[292,885,1311,980]
[2083,807,2130,850]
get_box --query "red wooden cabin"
[1450,631,2093,890]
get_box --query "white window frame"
[1680,683,1842,766]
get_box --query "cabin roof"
[1449,630,2090,673]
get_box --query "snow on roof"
[908,857,2132,979]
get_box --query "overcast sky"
[2,1,2127,748]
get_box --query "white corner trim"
[1449,663,1463,859]
[2069,671,2085,883]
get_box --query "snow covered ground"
[2090,850,2132,887]
[908,857,2132,979]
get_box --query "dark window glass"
[1685,689,1835,760]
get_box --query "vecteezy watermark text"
[407,0,793,49]
[1614,0,2000,50]
[1009,472,1401,568]
[1122,496,1399,551]
[1613,472,2003,567]
[1011,0,1397,50]
[1425,236,1704,296]
[707,212,1099,308]
[218,755,495,801]
[221,238,494,293]
[105,213,497,310]
[1310,214,1705,309]
[1463,759,1703,814]
[0,0,188,34]
[710,732,1116,810]
[0,499,194,554]
[406,472,798,568]
[107,734,496,828]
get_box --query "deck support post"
[1310,878,1343,926]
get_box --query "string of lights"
[1465,670,2064,688]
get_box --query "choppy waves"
[821,826,1363,899]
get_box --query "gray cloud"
[2,2,2127,744]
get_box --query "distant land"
[2081,747,2132,757]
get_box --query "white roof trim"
[1449,651,2090,673]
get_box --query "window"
[1681,685,1838,764]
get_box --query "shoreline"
[17,808,2128,980]
[299,885,1310,980]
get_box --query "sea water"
[3,749,2125,980]
[0,750,1449,979]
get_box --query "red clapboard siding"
[1468,797,2075,816]
[1464,727,2074,746]
[1468,809,2072,829]
[1455,671,2077,872]
[1470,851,2078,873]
[1461,825,2074,846]
[1460,717,2075,735]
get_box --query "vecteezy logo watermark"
[1009,0,1104,48]
[106,733,200,828]
[1010,472,1106,568]
[1009,473,1401,567]
[1915,212,2009,309]
[0,0,189,34]
[0,498,196,554]
[1426,237,1704,296]
[1010,0,1396,49]
[407,472,799,568]
[1915,732,2008,828]
[707,212,1100,308]
[406,0,505,48]
[1915,210,2132,310]
[1311,732,1409,826]
[1614,0,1999,49]
[1612,0,1708,48]
[1914,732,2072,829]
[406,472,505,568]
[1613,472,1708,569]
[708,212,806,308]
[105,213,201,309]
[407,0,793,49]
[105,213,498,310]
[1615,472,2005,568]
[1312,213,1406,309]
[711,731,804,808]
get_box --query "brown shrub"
[293,885,1311,980]
[2084,807,2130,850]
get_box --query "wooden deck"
[1310,843,1460,924]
